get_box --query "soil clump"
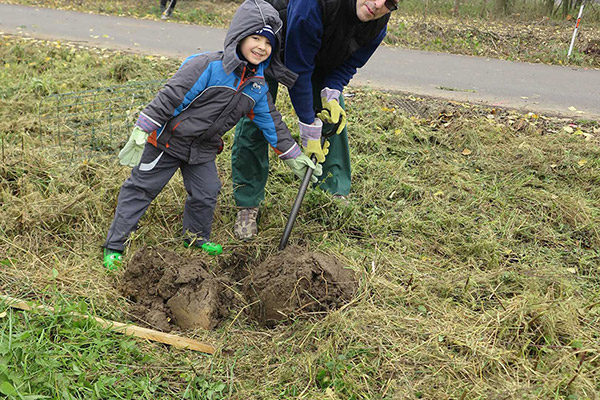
[119,247,233,332]
[246,246,357,327]
[120,246,357,331]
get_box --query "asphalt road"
[1,3,599,119]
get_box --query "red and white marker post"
[567,3,585,58]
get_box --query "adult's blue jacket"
[283,0,388,124]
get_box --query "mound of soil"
[120,246,357,331]
[246,246,357,327]
[119,247,234,332]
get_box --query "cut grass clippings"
[1,35,600,398]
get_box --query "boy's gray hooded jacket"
[134,0,300,164]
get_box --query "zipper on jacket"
[236,65,257,90]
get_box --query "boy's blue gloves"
[299,119,329,163]
[118,126,149,167]
[283,153,323,183]
[316,87,346,135]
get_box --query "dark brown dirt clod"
[120,246,357,331]
[119,247,231,332]
[246,246,357,327]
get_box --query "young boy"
[103,0,322,270]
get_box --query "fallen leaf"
[462,148,472,155]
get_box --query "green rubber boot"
[103,248,122,271]
[183,240,223,256]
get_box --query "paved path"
[1,3,599,119]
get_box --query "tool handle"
[278,154,317,251]
[278,115,340,251]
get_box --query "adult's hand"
[316,87,346,134]
[299,119,329,163]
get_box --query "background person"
[160,0,177,19]
[231,0,395,240]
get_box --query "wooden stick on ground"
[0,294,215,354]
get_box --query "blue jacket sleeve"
[324,26,387,92]
[285,0,323,125]
[251,91,302,160]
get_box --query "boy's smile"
[240,34,272,65]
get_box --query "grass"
[0,299,227,399]
[3,0,600,67]
[1,34,600,399]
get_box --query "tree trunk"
[453,0,461,17]
[496,0,511,15]
[543,0,554,16]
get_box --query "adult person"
[231,0,396,239]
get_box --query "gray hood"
[223,0,297,88]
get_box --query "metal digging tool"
[278,120,339,250]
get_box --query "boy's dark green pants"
[231,79,351,208]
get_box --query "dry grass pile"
[1,35,599,399]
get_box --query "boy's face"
[239,35,272,65]
[356,0,394,22]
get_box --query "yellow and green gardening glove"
[283,153,323,183]
[118,126,149,167]
[299,119,329,163]
[316,87,346,135]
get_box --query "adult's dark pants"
[231,78,351,208]
[160,0,177,10]
[104,144,221,251]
